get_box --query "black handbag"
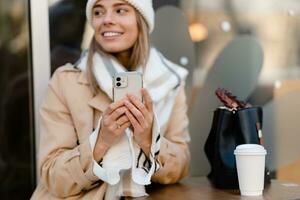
[204,88,269,189]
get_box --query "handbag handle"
[215,88,251,109]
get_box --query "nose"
[102,11,115,25]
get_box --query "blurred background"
[1,0,300,199]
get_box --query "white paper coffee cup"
[234,144,267,196]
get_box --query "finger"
[127,93,148,118]
[124,100,146,125]
[111,117,128,131]
[105,99,126,115]
[116,115,129,126]
[128,91,153,123]
[103,106,127,130]
[125,110,142,130]
[118,121,131,132]
[108,106,128,121]
[141,88,153,113]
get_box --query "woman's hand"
[93,99,131,162]
[124,88,154,156]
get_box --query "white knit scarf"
[77,47,188,200]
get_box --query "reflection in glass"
[49,0,87,74]
[0,0,35,199]
[180,0,300,183]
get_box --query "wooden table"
[134,177,300,200]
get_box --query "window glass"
[181,0,300,183]
[47,0,300,184]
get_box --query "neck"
[113,49,132,70]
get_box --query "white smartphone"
[113,72,143,102]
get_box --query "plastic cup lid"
[234,144,267,155]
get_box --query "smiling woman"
[31,0,190,199]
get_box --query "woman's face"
[92,0,139,54]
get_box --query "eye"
[93,8,104,17]
[116,8,127,15]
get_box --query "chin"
[101,44,132,53]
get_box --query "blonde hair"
[86,12,150,95]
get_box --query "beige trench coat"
[31,65,190,200]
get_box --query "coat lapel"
[77,70,112,113]
[88,91,112,113]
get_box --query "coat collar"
[76,70,112,112]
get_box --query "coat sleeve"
[38,70,100,198]
[151,83,191,184]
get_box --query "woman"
[31,0,190,199]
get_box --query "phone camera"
[116,82,121,87]
[116,77,121,81]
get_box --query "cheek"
[91,18,101,30]
[132,26,139,42]
[126,20,139,38]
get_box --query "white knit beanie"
[86,0,154,33]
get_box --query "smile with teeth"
[102,32,122,37]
